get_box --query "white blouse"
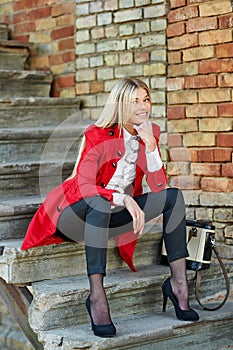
[106,128,163,206]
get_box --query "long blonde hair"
[70,77,151,178]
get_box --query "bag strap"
[195,242,230,311]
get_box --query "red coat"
[22,123,167,270]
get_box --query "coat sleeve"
[75,128,116,201]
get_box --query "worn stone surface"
[0,25,8,41]
[38,302,233,350]
[0,70,53,98]
[0,41,30,70]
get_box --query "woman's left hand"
[133,121,157,152]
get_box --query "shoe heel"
[162,293,167,312]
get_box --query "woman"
[22,77,199,338]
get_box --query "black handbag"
[161,219,230,311]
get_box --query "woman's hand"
[134,120,157,152]
[123,195,145,235]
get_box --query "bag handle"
[195,241,230,311]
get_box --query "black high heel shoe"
[85,295,116,337]
[162,278,199,321]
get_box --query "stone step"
[0,24,8,40]
[0,97,82,128]
[0,224,163,285]
[0,325,34,350]
[0,195,42,240]
[0,40,32,70]
[0,125,84,163]
[28,265,196,332]
[0,159,74,198]
[0,70,53,98]
[38,302,233,350]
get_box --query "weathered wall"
[167,0,233,244]
[0,0,76,97]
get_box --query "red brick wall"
[0,0,76,97]
[167,0,233,242]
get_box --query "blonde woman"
[22,78,199,338]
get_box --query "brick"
[199,88,231,103]
[119,0,134,8]
[90,81,104,93]
[219,14,233,29]
[168,33,198,50]
[144,5,166,18]
[169,147,193,162]
[57,75,75,88]
[201,177,233,192]
[167,134,183,147]
[218,74,233,87]
[51,3,75,17]
[76,68,96,82]
[167,106,185,119]
[169,175,200,190]
[119,24,134,36]
[168,62,198,77]
[151,77,166,89]
[168,51,182,64]
[191,163,221,176]
[31,56,49,69]
[135,22,150,34]
[167,162,189,176]
[151,19,167,32]
[151,49,166,62]
[76,57,89,68]
[105,53,119,65]
[63,51,76,63]
[199,30,232,46]
[185,75,217,89]
[168,119,198,133]
[167,22,185,38]
[98,12,112,26]
[183,46,215,62]
[76,42,95,55]
[168,90,198,104]
[199,118,232,132]
[97,40,126,52]
[75,82,90,95]
[216,43,233,58]
[167,77,185,91]
[201,192,233,207]
[134,52,149,63]
[76,29,90,42]
[199,1,232,17]
[51,26,74,40]
[105,0,118,11]
[217,133,233,147]
[35,17,56,30]
[199,59,233,74]
[222,164,233,177]
[57,14,75,27]
[91,27,105,40]
[90,1,104,13]
[196,148,214,162]
[90,55,103,67]
[170,0,186,9]
[52,62,75,75]
[183,132,216,147]
[76,15,96,29]
[13,11,28,24]
[186,17,218,33]
[115,65,143,78]
[59,38,75,51]
[127,37,141,50]
[143,63,166,75]
[14,21,35,34]
[119,52,133,65]
[214,148,232,161]
[29,31,51,43]
[29,7,51,20]
[168,5,198,23]
[142,34,165,47]
[105,25,119,38]
[49,53,63,65]
[114,9,142,23]
[76,4,89,16]
[186,104,218,118]
[97,68,114,80]
[218,103,233,116]
[13,0,38,11]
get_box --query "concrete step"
[0,224,163,285]
[0,159,74,198]
[29,264,196,332]
[0,125,84,163]
[0,40,32,70]
[0,325,34,350]
[0,97,82,128]
[38,302,233,350]
[0,24,8,40]
[0,70,53,98]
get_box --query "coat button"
[112,162,117,168]
[57,205,62,212]
[101,182,105,188]
[157,183,163,187]
[109,130,114,136]
[117,150,122,157]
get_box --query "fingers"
[123,196,145,235]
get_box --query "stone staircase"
[0,23,232,350]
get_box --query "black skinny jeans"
[56,188,189,275]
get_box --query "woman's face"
[127,87,151,127]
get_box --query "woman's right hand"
[123,195,145,236]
